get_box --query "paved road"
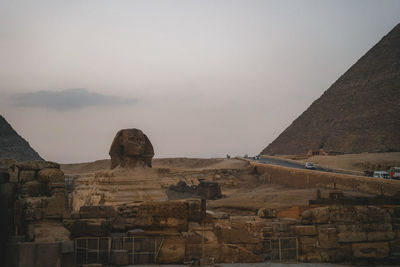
[250,157,357,176]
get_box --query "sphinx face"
[120,130,146,156]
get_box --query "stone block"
[68,219,110,237]
[16,160,60,171]
[299,252,322,262]
[317,227,338,248]
[301,207,330,224]
[338,231,367,243]
[364,223,392,232]
[36,242,61,266]
[19,170,36,182]
[20,180,41,196]
[43,195,66,219]
[16,242,36,267]
[258,208,277,218]
[298,236,317,253]
[389,239,400,254]
[38,168,64,183]
[61,240,74,253]
[295,225,317,236]
[367,231,396,241]
[22,197,44,221]
[110,249,129,266]
[329,206,355,224]
[157,235,185,264]
[79,205,117,219]
[352,242,389,258]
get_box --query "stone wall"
[1,160,72,267]
[297,205,400,264]
[251,161,400,196]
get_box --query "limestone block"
[301,207,330,224]
[258,208,277,219]
[19,170,36,182]
[299,252,322,262]
[367,231,396,241]
[111,215,126,232]
[364,223,393,232]
[79,205,117,219]
[185,231,202,244]
[334,243,353,262]
[317,227,338,248]
[20,180,41,196]
[110,249,129,266]
[38,168,65,183]
[61,240,74,254]
[336,224,363,233]
[42,195,66,219]
[361,206,391,224]
[35,242,61,266]
[22,197,44,221]
[30,222,71,242]
[352,242,389,258]
[329,206,355,224]
[298,236,317,253]
[216,227,259,244]
[295,225,317,236]
[272,222,289,232]
[67,219,111,237]
[16,160,60,171]
[157,235,185,264]
[389,239,400,254]
[15,242,36,267]
[338,232,367,243]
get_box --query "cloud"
[13,88,136,110]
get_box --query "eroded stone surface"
[109,129,154,169]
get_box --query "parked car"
[305,162,316,170]
[389,167,400,180]
[373,171,390,179]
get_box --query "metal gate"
[122,236,164,264]
[263,237,298,262]
[75,237,111,265]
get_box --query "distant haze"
[0,1,399,163]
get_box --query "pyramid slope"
[0,115,43,161]
[262,24,400,155]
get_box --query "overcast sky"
[0,0,399,163]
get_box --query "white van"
[373,171,390,179]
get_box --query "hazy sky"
[0,0,399,163]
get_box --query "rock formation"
[0,115,43,161]
[109,128,154,169]
[261,23,400,155]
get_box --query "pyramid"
[261,24,400,155]
[0,115,43,161]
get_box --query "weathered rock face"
[109,129,154,169]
